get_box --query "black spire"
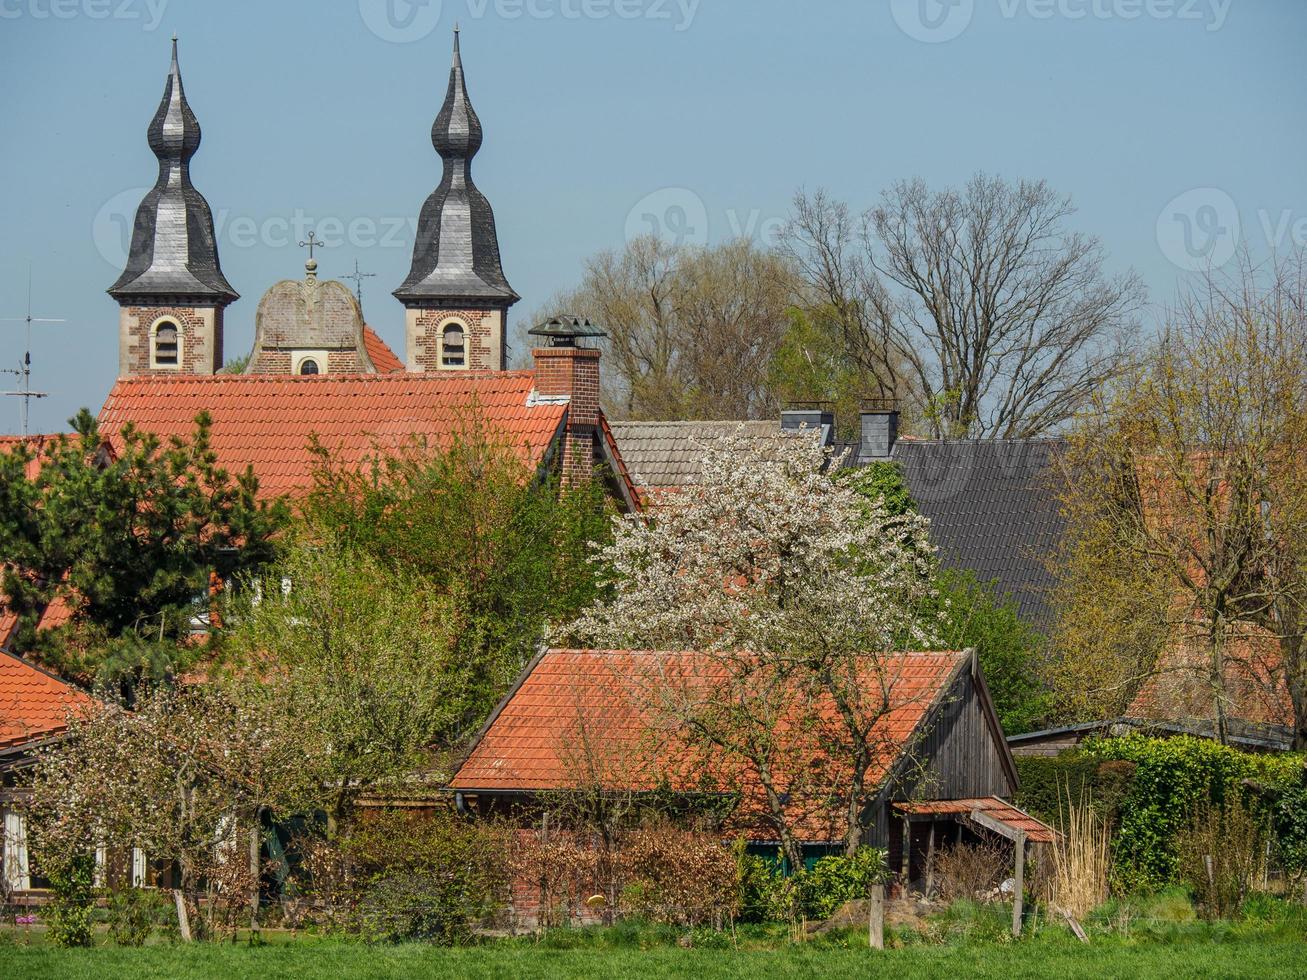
[108,38,237,305]
[393,29,518,307]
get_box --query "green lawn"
[3,936,1305,980]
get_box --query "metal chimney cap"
[529,314,608,347]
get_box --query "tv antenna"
[341,259,377,309]
[1,264,65,436]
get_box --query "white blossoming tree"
[565,429,941,868]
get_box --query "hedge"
[1015,735,1307,892]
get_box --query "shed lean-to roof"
[893,798,1055,844]
[97,372,567,500]
[0,652,95,752]
[451,649,971,841]
[889,439,1066,629]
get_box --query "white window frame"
[3,810,30,891]
[293,350,330,376]
[149,316,183,370]
[438,318,470,370]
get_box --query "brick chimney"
[530,316,606,484]
[858,401,900,462]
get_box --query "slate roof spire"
[393,28,519,306]
[108,37,238,305]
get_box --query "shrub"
[106,887,173,946]
[299,811,512,943]
[733,840,785,923]
[45,854,95,948]
[614,824,739,926]
[793,848,887,920]
[934,841,1010,903]
[1270,785,1307,886]
[1177,796,1267,921]
[1083,736,1303,891]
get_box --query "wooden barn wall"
[865,668,1015,849]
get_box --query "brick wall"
[533,346,602,485]
[118,305,221,376]
[406,307,505,372]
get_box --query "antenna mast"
[341,259,377,309]
[1,265,65,436]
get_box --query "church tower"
[108,39,237,376]
[394,29,519,372]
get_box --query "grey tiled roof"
[107,40,237,305]
[393,31,518,307]
[609,421,820,492]
[893,439,1066,629]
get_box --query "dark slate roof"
[393,30,518,307]
[107,39,238,305]
[893,439,1066,629]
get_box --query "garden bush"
[296,810,513,944]
[1085,736,1301,891]
[792,848,887,920]
[1177,797,1266,921]
[45,854,95,948]
[106,887,174,946]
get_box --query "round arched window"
[441,322,466,368]
[153,320,180,367]
[299,358,320,376]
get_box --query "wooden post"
[899,814,911,887]
[924,823,937,899]
[1011,832,1026,939]
[868,882,884,950]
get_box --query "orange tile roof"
[362,326,405,373]
[894,798,1056,843]
[452,649,967,841]
[0,434,67,480]
[0,653,96,751]
[1127,626,1291,730]
[97,372,568,500]
[0,606,17,651]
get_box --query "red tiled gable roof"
[452,649,967,840]
[894,798,1056,844]
[0,607,17,651]
[0,653,96,751]
[97,372,568,500]
[1128,626,1291,730]
[362,326,405,374]
[0,434,68,480]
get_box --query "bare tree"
[784,175,1144,438]
[1050,256,1307,746]
[522,237,799,420]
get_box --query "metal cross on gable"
[298,231,330,260]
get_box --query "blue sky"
[0,0,1303,434]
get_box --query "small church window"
[152,320,180,367]
[299,358,320,376]
[441,322,467,368]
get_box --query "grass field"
[2,933,1305,979]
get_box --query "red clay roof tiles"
[97,372,567,500]
[452,649,967,840]
[894,797,1056,843]
[0,653,95,751]
[362,327,405,374]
